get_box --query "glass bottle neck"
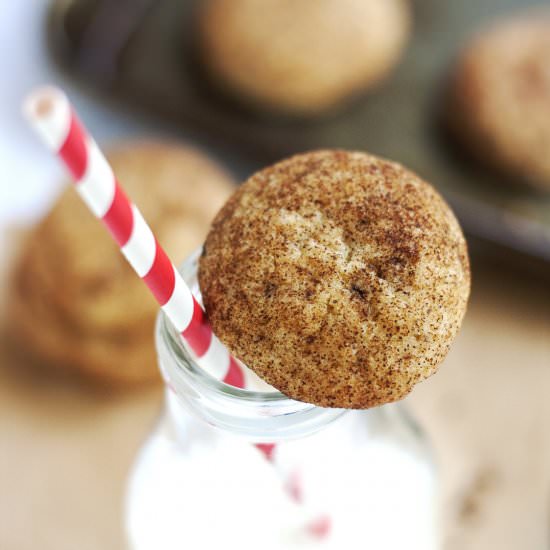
[156,311,346,443]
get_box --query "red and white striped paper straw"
[23,86,245,389]
[24,86,330,539]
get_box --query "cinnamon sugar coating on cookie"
[199,150,470,408]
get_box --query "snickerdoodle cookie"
[446,10,550,191]
[198,0,410,115]
[10,141,235,387]
[199,150,470,408]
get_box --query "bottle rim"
[154,249,345,440]
[159,310,303,405]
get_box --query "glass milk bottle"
[125,252,439,550]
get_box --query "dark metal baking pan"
[47,0,550,276]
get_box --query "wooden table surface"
[1,239,549,549]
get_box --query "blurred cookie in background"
[9,141,235,388]
[445,10,550,192]
[198,0,411,116]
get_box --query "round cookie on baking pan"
[198,0,411,115]
[10,141,235,387]
[199,150,470,409]
[446,10,550,191]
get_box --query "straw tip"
[23,85,72,150]
[22,85,67,122]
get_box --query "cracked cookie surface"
[199,150,470,408]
